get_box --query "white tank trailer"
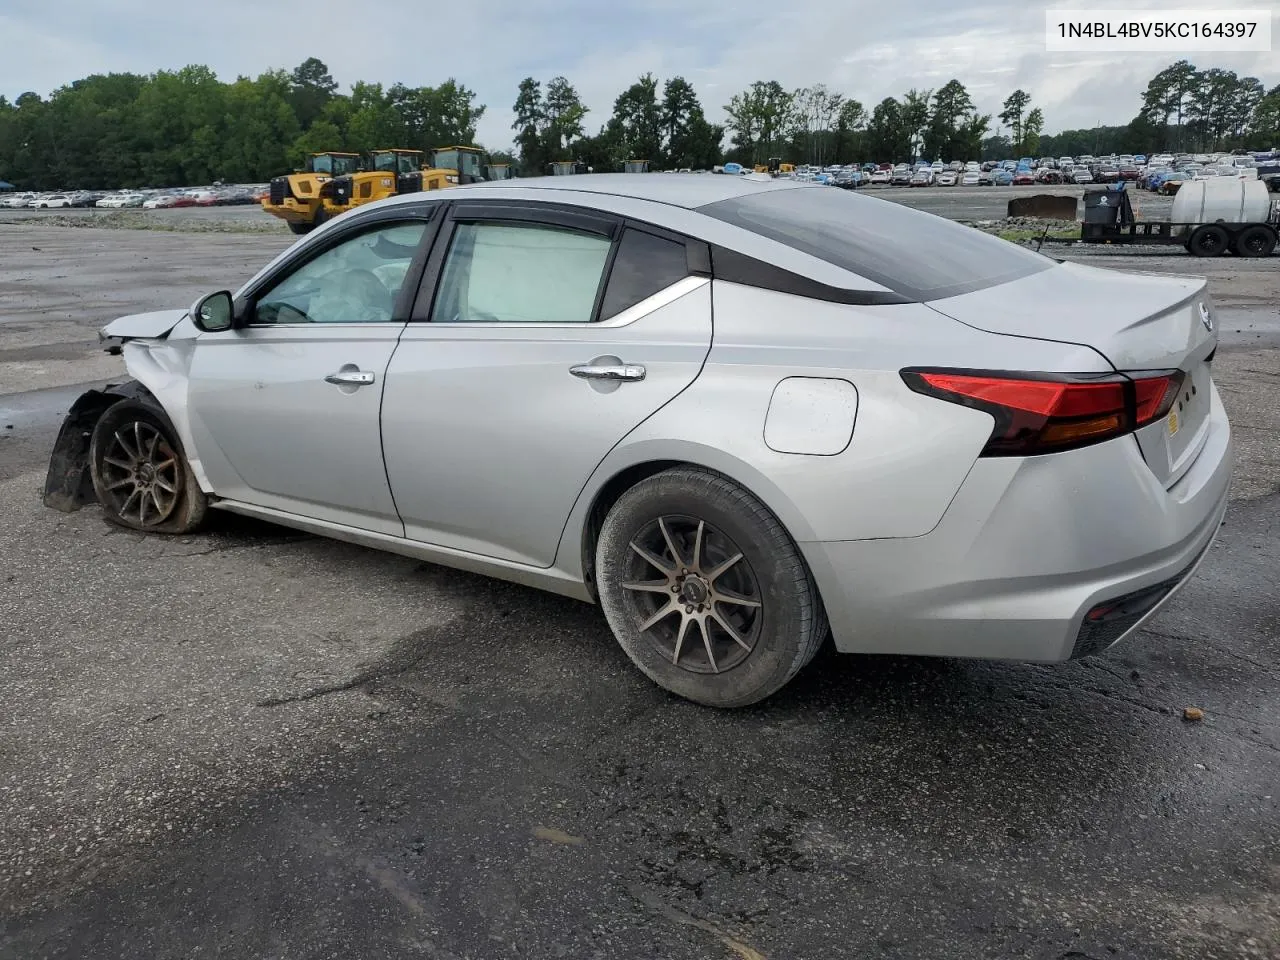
[1078,178,1278,257]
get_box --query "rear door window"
[698,187,1054,302]
[599,228,690,319]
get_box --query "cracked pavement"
[1,226,1278,960]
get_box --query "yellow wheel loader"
[262,152,361,234]
[263,146,490,234]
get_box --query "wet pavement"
[1,221,1278,960]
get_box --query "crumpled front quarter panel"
[121,336,209,491]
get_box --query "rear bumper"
[802,383,1233,662]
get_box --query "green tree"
[1022,107,1044,155]
[925,80,977,160]
[288,57,337,131]
[1251,83,1280,145]
[901,88,932,159]
[723,81,793,164]
[1000,89,1032,154]
[604,73,663,167]
[660,77,721,168]
[543,76,587,160]
[865,97,910,162]
[1138,60,1198,150]
[831,99,867,162]
[512,77,545,171]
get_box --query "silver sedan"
[45,174,1232,707]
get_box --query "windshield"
[699,186,1053,302]
[311,154,358,176]
[433,150,483,179]
[373,152,420,175]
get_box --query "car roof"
[294,174,906,297]
[426,172,803,210]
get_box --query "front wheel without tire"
[89,398,208,534]
[595,468,827,708]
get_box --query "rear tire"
[1187,224,1229,257]
[287,221,314,235]
[1233,224,1277,258]
[595,467,827,708]
[89,398,208,535]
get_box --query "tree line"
[2,58,1277,190]
[0,58,484,190]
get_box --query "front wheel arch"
[43,380,156,512]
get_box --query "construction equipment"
[751,157,793,176]
[623,160,649,173]
[263,145,489,234]
[262,152,360,234]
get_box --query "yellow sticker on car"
[1168,410,1179,437]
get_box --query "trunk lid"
[927,260,1218,488]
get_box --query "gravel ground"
[1,205,1278,959]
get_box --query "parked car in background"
[892,167,913,186]
[99,193,146,208]
[935,170,958,186]
[962,171,982,186]
[1035,169,1065,184]
[910,169,934,186]
[978,170,995,185]
[1094,164,1120,183]
[869,169,891,185]
[36,194,73,208]
[992,169,1015,186]
[1012,171,1035,186]
[1071,168,1094,184]
[0,192,37,207]
[1117,164,1141,181]
[1160,172,1189,194]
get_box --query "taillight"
[901,368,1185,456]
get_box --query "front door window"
[253,222,428,325]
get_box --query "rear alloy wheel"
[89,398,208,534]
[1233,225,1277,258]
[596,468,827,708]
[1187,224,1229,257]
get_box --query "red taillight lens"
[901,369,1184,456]
[1133,371,1184,425]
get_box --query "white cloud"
[2,0,1276,151]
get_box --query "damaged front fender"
[43,381,150,512]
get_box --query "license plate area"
[1165,361,1212,479]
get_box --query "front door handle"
[569,363,646,382]
[324,370,376,386]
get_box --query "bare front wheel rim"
[620,515,763,675]
[99,420,181,527]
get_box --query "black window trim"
[709,246,913,306]
[235,202,444,327]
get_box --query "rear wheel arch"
[577,454,817,601]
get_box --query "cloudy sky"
[2,0,1276,149]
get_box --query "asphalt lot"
[1,203,1278,958]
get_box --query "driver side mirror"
[191,290,234,332]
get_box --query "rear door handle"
[569,363,646,382]
[324,370,376,386]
